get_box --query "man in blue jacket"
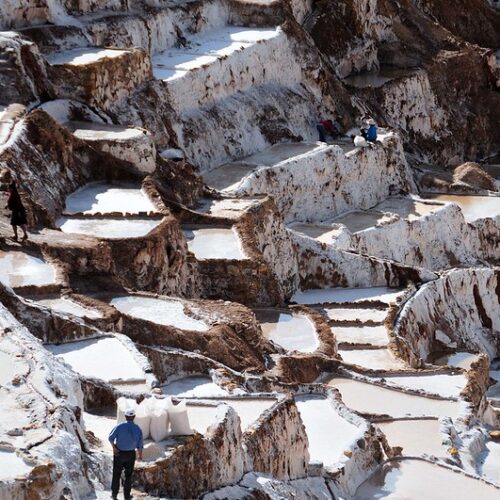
[108,409,144,500]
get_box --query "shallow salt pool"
[327,378,459,418]
[288,222,341,244]
[373,197,441,221]
[354,459,499,499]
[479,439,500,485]
[35,297,102,319]
[161,377,228,397]
[57,218,162,239]
[338,349,406,370]
[333,325,389,347]
[0,251,56,288]
[183,227,248,260]
[0,350,28,386]
[0,450,33,480]
[110,296,209,332]
[430,351,479,370]
[64,183,156,215]
[422,194,500,222]
[292,287,402,305]
[254,309,319,353]
[295,395,363,466]
[46,337,145,383]
[46,48,128,66]
[376,419,446,457]
[322,306,388,323]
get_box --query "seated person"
[361,118,378,143]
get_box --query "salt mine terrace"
[421,193,500,222]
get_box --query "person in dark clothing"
[6,182,28,241]
[316,119,340,142]
[108,409,143,500]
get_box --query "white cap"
[124,409,136,417]
[367,118,376,125]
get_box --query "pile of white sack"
[117,397,193,442]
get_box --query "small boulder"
[453,162,496,191]
[489,430,500,441]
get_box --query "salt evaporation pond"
[292,287,402,305]
[354,459,499,499]
[377,373,467,398]
[479,439,500,485]
[422,194,500,222]
[254,309,319,353]
[323,307,387,323]
[0,251,56,288]
[327,378,459,418]
[295,395,363,466]
[57,218,161,239]
[64,183,156,215]
[162,376,228,397]
[338,349,406,370]
[331,210,391,233]
[376,419,446,457]
[183,227,248,260]
[0,450,33,480]
[35,297,102,319]
[430,351,479,370]
[288,222,340,244]
[185,404,220,434]
[333,325,389,347]
[46,48,128,66]
[0,350,27,386]
[46,337,145,383]
[373,197,441,221]
[110,296,209,332]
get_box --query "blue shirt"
[367,125,377,142]
[108,421,143,451]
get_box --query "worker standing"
[6,181,29,242]
[108,409,143,500]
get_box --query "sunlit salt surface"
[288,222,341,244]
[196,198,257,218]
[430,352,479,370]
[254,309,319,353]
[295,395,363,466]
[66,121,146,141]
[479,439,500,486]
[0,450,33,480]
[183,227,248,260]
[0,251,56,288]
[46,47,128,66]
[332,210,392,233]
[323,307,388,323]
[377,374,467,399]
[376,419,446,457]
[57,218,161,239]
[64,183,156,215]
[46,337,145,383]
[35,297,102,319]
[422,194,500,222]
[339,349,406,370]
[333,325,389,347]
[354,459,499,499]
[161,377,228,397]
[185,405,220,434]
[292,287,402,305]
[373,197,441,221]
[327,378,459,418]
[0,350,27,386]
[110,296,209,332]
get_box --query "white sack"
[169,400,193,436]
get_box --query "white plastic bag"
[134,400,151,439]
[169,400,193,436]
[149,398,170,442]
[354,135,368,148]
[116,397,137,424]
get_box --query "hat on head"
[124,409,136,417]
[367,118,376,125]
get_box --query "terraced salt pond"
[183,227,248,260]
[338,349,406,370]
[0,251,56,288]
[292,287,403,306]
[0,450,33,480]
[422,194,500,222]
[376,373,467,398]
[66,121,147,142]
[295,395,363,466]
[161,377,228,397]
[63,183,156,215]
[57,218,162,239]
[331,210,391,233]
[288,222,341,243]
[373,197,441,221]
[479,439,500,486]
[46,337,146,383]
[45,47,129,66]
[35,297,102,319]
[254,309,319,353]
[327,378,460,418]
[333,325,389,347]
[430,351,479,370]
[110,296,209,332]
[323,307,387,323]
[376,419,446,457]
[354,459,499,499]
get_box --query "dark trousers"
[111,450,135,499]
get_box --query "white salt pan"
[339,349,406,370]
[333,325,389,347]
[110,296,209,332]
[323,307,388,323]
[355,459,499,499]
[328,378,459,418]
[185,405,220,434]
[0,251,56,288]
[46,337,145,383]
[162,377,228,397]
[46,48,128,66]
[0,450,33,480]
[423,194,500,222]
[431,352,479,370]
[183,227,248,260]
[35,297,102,319]
[292,287,402,305]
[57,218,161,239]
[256,310,319,353]
[479,440,500,486]
[64,183,156,215]
[295,395,363,466]
[377,374,467,399]
[67,121,146,141]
